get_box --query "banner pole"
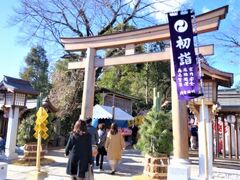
[201,98,208,180]
[36,130,41,172]
[36,94,42,173]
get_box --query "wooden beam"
[222,116,226,158]
[95,50,171,67]
[68,60,86,69]
[228,122,232,159]
[215,117,219,158]
[61,6,228,51]
[125,44,135,55]
[68,45,214,69]
[235,120,239,160]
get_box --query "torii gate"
[61,6,228,179]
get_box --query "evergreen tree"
[20,46,51,97]
[136,110,173,156]
[136,90,173,156]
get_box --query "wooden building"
[218,88,240,113]
[188,62,233,175]
[96,87,138,114]
[213,88,240,160]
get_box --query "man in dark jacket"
[131,124,139,145]
[86,117,99,166]
[86,118,99,145]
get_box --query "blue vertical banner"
[168,11,199,100]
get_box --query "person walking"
[65,120,92,180]
[96,123,107,171]
[131,124,139,145]
[190,124,198,150]
[105,123,125,175]
[86,117,99,166]
[0,136,5,154]
[86,117,99,146]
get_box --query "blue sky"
[0,0,239,86]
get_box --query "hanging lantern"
[193,80,217,104]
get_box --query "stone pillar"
[168,47,190,180]
[80,48,96,120]
[5,106,19,160]
[198,102,213,179]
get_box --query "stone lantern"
[0,76,39,159]
[0,91,27,107]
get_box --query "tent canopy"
[93,104,133,121]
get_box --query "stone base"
[23,143,46,160]
[168,161,190,180]
[144,155,169,180]
[4,152,18,160]
[26,171,48,180]
[0,162,8,180]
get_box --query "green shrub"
[17,113,36,146]
[17,111,55,146]
[136,109,173,157]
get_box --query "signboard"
[168,11,200,100]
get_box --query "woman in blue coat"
[65,120,92,180]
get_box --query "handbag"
[92,145,98,157]
[85,164,94,180]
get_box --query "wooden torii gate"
[61,5,228,179]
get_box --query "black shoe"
[110,170,115,175]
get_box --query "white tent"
[92,104,133,120]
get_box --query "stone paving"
[2,147,240,180]
[5,147,144,180]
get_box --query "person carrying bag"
[65,120,92,180]
[105,123,125,175]
[96,123,107,171]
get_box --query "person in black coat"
[131,124,139,145]
[65,120,92,180]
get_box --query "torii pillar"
[80,48,96,120]
[61,5,228,179]
[167,47,190,180]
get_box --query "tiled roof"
[0,76,39,95]
[218,88,240,112]
[201,62,233,87]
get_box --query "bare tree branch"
[215,33,240,48]
[12,0,171,47]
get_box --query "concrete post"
[198,103,213,179]
[5,106,19,160]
